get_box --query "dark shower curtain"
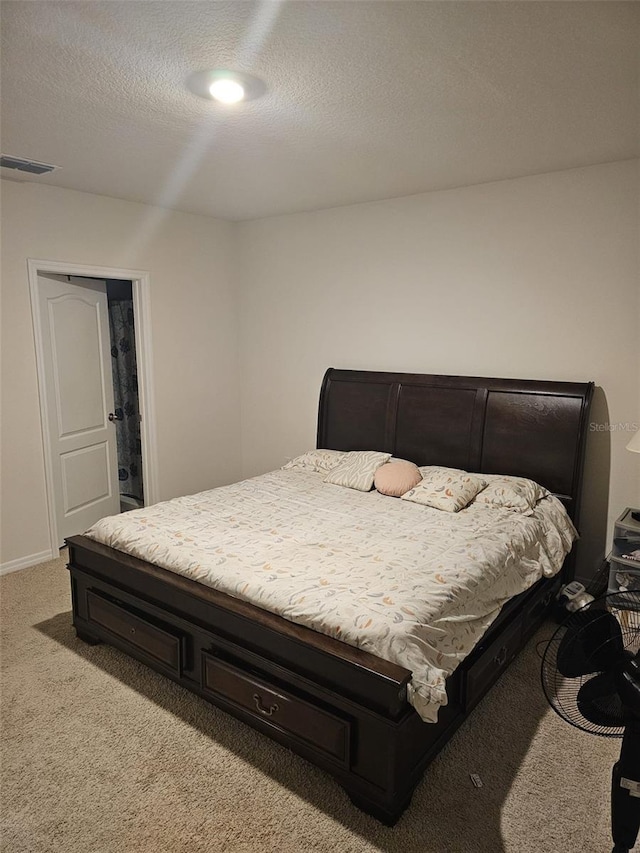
[108,298,144,504]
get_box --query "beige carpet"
[0,554,623,853]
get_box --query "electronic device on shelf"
[541,592,640,853]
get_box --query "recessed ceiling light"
[186,70,266,104]
[209,78,245,104]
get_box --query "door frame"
[28,258,159,556]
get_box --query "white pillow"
[474,474,547,513]
[323,450,391,491]
[418,465,464,478]
[402,467,487,512]
[282,449,345,474]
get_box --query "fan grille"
[541,591,640,737]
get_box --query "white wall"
[3,162,638,578]
[237,161,640,580]
[1,180,241,567]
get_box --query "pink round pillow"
[374,460,422,497]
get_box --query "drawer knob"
[494,645,508,667]
[253,693,279,717]
[130,627,136,635]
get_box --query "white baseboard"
[0,549,56,576]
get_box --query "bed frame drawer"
[86,590,183,675]
[201,650,351,768]
[462,617,522,711]
[522,577,562,641]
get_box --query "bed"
[66,368,594,824]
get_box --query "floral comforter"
[85,470,576,722]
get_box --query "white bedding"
[85,470,576,722]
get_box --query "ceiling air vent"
[0,155,58,175]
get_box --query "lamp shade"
[627,430,640,453]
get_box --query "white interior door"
[35,273,120,544]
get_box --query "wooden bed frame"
[67,368,593,824]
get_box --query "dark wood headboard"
[317,368,593,525]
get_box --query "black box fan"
[541,591,640,853]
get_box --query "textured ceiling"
[1,1,638,221]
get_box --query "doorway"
[29,259,158,554]
[105,278,145,513]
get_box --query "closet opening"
[106,279,144,512]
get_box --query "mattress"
[85,469,576,722]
